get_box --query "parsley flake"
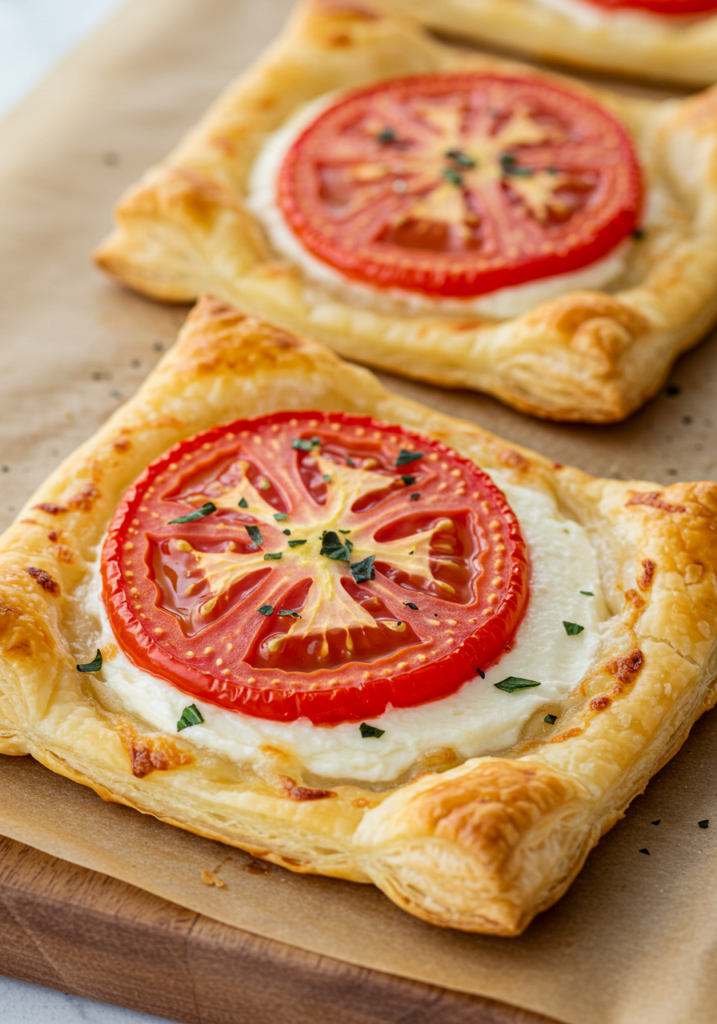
[377,127,396,145]
[257,479,270,491]
[403,602,419,610]
[500,153,533,177]
[441,167,463,187]
[580,590,594,597]
[395,449,424,467]
[278,609,301,618]
[323,474,332,483]
[258,604,274,616]
[77,650,102,673]
[494,676,541,693]
[563,621,585,636]
[445,149,476,168]
[273,512,288,521]
[338,529,351,534]
[360,723,385,739]
[476,668,485,679]
[350,554,375,583]
[168,501,216,524]
[288,539,306,547]
[177,704,204,731]
[238,498,249,508]
[245,524,262,546]
[283,528,291,536]
[346,457,356,467]
[292,437,321,451]
[410,492,421,500]
[320,531,353,561]
[544,713,557,725]
[264,552,282,560]
[400,475,416,486]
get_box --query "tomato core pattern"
[102,412,529,724]
[277,72,642,299]
[582,0,717,13]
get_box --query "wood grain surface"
[0,835,559,1024]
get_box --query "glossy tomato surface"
[277,73,642,299]
[582,0,717,13]
[102,412,529,724]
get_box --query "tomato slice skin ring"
[102,412,529,725]
[277,72,642,300]
[582,0,717,13]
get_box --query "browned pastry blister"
[0,295,716,934]
[94,0,717,423]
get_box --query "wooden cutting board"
[0,833,556,1024]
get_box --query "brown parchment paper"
[1,2,717,1022]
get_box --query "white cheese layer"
[246,94,631,320]
[81,473,607,784]
[532,0,706,30]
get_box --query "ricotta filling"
[246,93,631,320]
[531,0,708,29]
[82,472,608,784]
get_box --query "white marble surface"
[0,1,178,1021]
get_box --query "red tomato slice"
[582,0,717,13]
[100,411,528,724]
[102,412,529,724]
[277,73,642,299]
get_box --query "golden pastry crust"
[1,294,717,934]
[94,0,717,423]
[381,0,717,88]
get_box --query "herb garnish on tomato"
[102,412,528,724]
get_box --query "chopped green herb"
[77,649,102,673]
[546,166,558,175]
[258,604,274,616]
[544,713,557,725]
[320,531,353,561]
[168,501,216,524]
[441,167,463,186]
[403,602,419,610]
[410,493,420,500]
[377,127,396,145]
[500,152,533,177]
[494,676,541,693]
[563,621,585,636]
[245,524,262,546]
[445,149,476,168]
[264,552,282,560]
[288,539,306,548]
[408,549,414,556]
[273,512,288,521]
[292,436,321,451]
[177,704,204,731]
[360,723,385,739]
[278,609,301,618]
[699,819,709,829]
[476,668,485,679]
[350,554,375,584]
[257,479,270,491]
[283,528,291,536]
[238,498,249,508]
[323,474,332,483]
[400,475,416,486]
[396,449,424,467]
[580,590,594,597]
[338,529,351,535]
[346,457,356,467]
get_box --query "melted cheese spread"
[80,472,608,784]
[246,94,631,320]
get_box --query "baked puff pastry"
[95,0,717,423]
[381,0,717,88]
[1,293,716,935]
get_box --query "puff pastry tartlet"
[1,294,716,935]
[381,0,717,88]
[95,0,717,423]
